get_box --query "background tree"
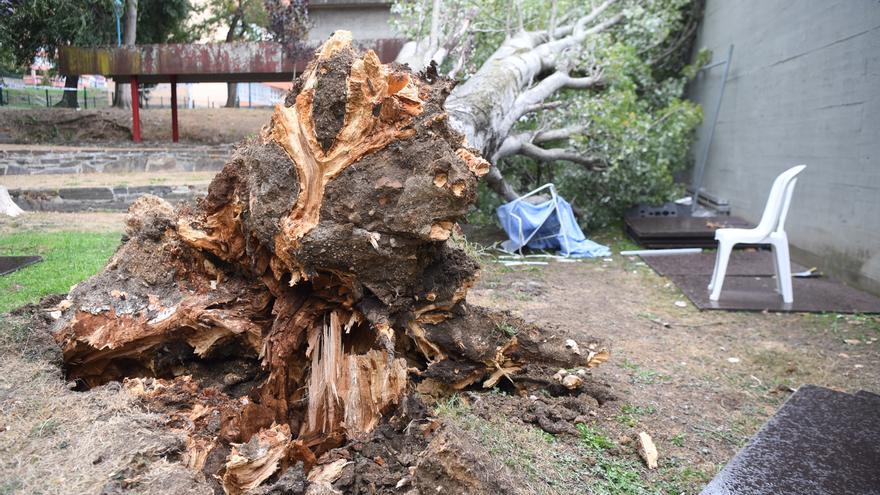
[393,0,707,228]
[199,0,269,107]
[0,0,193,108]
[263,0,311,56]
[113,0,139,108]
[114,0,195,108]
[0,0,116,107]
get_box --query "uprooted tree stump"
[51,32,609,494]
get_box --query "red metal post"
[130,75,141,143]
[170,75,179,143]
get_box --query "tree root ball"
[50,31,607,492]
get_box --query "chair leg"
[709,242,733,301]
[708,247,722,291]
[775,241,793,303]
[771,245,782,294]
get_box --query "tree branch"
[498,72,603,138]
[485,165,520,202]
[536,12,624,71]
[492,124,587,161]
[518,142,605,170]
[533,125,588,143]
[524,100,564,115]
[535,0,619,42]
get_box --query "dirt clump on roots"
[36,31,612,494]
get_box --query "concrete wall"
[0,145,230,175]
[688,0,880,293]
[309,0,394,41]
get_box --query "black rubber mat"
[642,251,880,313]
[701,385,880,495]
[0,256,42,276]
[643,251,807,277]
[625,215,752,248]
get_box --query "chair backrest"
[754,165,806,236]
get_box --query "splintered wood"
[269,31,423,260]
[49,31,607,493]
[638,431,659,469]
[223,424,292,494]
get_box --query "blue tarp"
[497,193,611,258]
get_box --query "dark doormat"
[644,251,808,277]
[0,256,43,276]
[701,385,880,495]
[624,216,752,248]
[642,251,880,313]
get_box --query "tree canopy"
[393,0,707,228]
[198,0,268,42]
[0,0,195,71]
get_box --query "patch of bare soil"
[1,170,217,191]
[0,108,272,145]
[0,211,126,234]
[0,299,209,495]
[465,247,880,491]
[4,240,876,494]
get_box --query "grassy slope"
[0,232,121,313]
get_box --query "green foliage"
[394,0,706,230]
[615,403,656,427]
[592,455,650,495]
[0,0,117,67]
[0,231,120,313]
[0,0,195,69]
[576,423,614,450]
[495,322,518,337]
[434,394,469,418]
[29,418,61,438]
[264,0,311,52]
[198,0,269,42]
[620,359,672,385]
[670,432,686,447]
[137,0,199,44]
[0,42,18,74]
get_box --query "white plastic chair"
[708,165,806,303]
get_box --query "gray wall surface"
[688,0,880,293]
[309,0,394,41]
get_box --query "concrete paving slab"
[701,385,880,495]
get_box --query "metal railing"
[0,87,112,108]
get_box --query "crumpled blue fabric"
[497,195,611,258]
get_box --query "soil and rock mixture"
[1,292,612,495]
[2,34,611,495]
[3,38,879,495]
[3,232,878,494]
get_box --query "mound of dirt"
[0,107,273,145]
[0,109,133,143]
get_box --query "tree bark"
[55,74,79,108]
[0,186,24,217]
[226,82,239,108]
[114,0,138,109]
[51,33,607,489]
[225,13,242,108]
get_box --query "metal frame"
[691,44,734,214]
[504,183,573,256]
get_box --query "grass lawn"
[0,231,121,313]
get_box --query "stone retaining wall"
[0,145,231,175]
[9,184,206,212]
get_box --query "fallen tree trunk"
[401,0,623,202]
[52,32,607,492]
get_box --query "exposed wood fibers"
[49,32,608,493]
